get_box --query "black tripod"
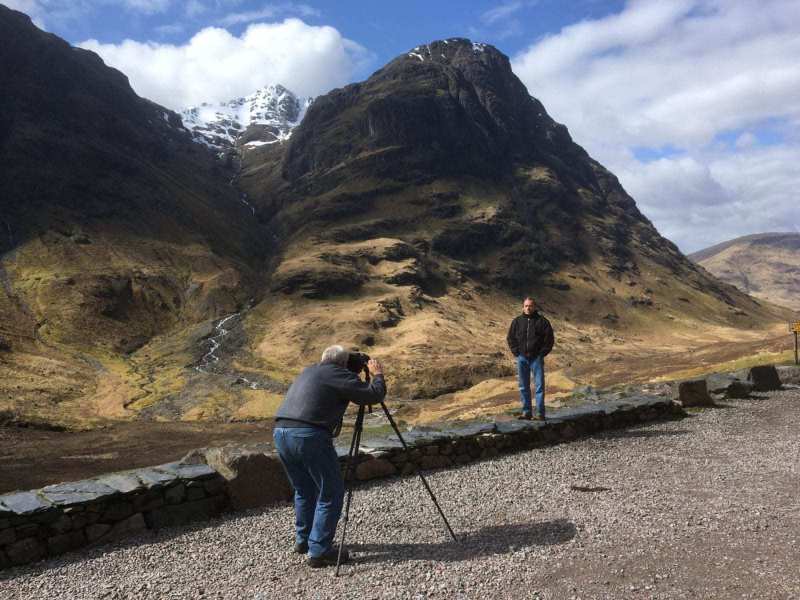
[335,401,458,575]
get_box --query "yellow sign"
[792,322,800,333]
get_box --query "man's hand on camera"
[367,359,383,376]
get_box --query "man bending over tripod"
[273,345,386,568]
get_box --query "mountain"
[690,233,800,311]
[180,85,311,153]
[230,38,790,402]
[0,17,790,428]
[0,6,269,427]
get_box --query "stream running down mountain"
[195,313,239,374]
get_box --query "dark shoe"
[532,414,546,421]
[308,547,349,568]
[516,413,532,420]
[294,541,308,554]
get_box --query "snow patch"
[180,84,312,151]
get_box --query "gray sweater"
[275,362,387,435]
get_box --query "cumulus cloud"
[79,18,371,109]
[511,0,800,252]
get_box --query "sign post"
[792,322,800,365]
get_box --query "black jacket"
[275,362,386,436]
[506,312,554,358]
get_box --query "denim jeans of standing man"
[516,354,545,417]
[273,427,344,558]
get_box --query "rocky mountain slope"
[0,6,269,427]
[690,233,800,311]
[0,15,790,428]
[180,85,311,154]
[229,38,790,405]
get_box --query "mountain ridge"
[690,232,800,312]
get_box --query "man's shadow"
[348,518,575,565]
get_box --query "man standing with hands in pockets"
[506,297,555,421]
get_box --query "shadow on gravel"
[349,518,576,565]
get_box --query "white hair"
[320,344,349,367]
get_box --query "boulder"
[182,446,292,510]
[747,365,782,392]
[706,373,753,399]
[672,379,714,407]
[776,365,800,386]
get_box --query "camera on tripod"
[346,351,371,379]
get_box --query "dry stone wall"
[0,462,228,569]
[0,394,686,570]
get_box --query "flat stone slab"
[40,479,118,507]
[357,437,406,452]
[495,420,532,434]
[440,422,496,437]
[97,473,147,494]
[553,405,606,420]
[0,491,53,515]
[134,468,179,489]
[400,429,452,447]
[154,462,218,480]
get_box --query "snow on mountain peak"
[180,84,312,152]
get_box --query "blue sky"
[6,0,800,252]
[14,1,627,66]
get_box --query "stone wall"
[1,394,685,571]
[347,396,684,482]
[0,462,228,569]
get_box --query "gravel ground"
[2,389,799,599]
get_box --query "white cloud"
[481,1,525,25]
[5,0,173,29]
[511,0,800,252]
[2,0,72,28]
[79,18,370,109]
[123,0,171,13]
[734,132,757,150]
[218,3,320,26]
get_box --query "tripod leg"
[380,401,458,542]
[336,405,365,576]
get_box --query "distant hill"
[690,233,800,312]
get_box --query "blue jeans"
[516,354,545,416]
[273,427,344,558]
